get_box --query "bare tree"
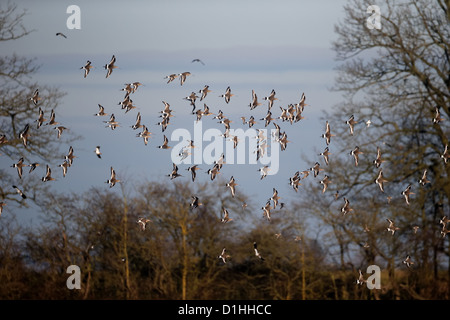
[0,3,76,209]
[296,0,450,299]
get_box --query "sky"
[2,0,352,227]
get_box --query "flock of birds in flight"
[319,108,450,280]
[2,51,309,266]
[3,34,450,280]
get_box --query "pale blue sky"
[2,0,354,227]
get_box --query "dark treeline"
[0,179,448,300]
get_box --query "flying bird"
[220,86,234,104]
[137,217,151,231]
[263,89,278,110]
[19,124,30,148]
[206,164,221,181]
[320,175,332,193]
[157,135,171,149]
[191,58,205,65]
[373,146,385,168]
[350,146,363,166]
[258,165,270,180]
[42,165,55,182]
[221,207,233,223]
[131,112,143,130]
[249,90,262,110]
[401,184,414,205]
[168,163,182,180]
[12,185,27,199]
[56,32,67,38]
[225,176,237,198]
[95,146,102,159]
[106,167,120,187]
[297,92,308,111]
[138,126,153,146]
[319,147,331,165]
[345,115,358,136]
[356,269,366,285]
[341,197,353,215]
[418,169,430,186]
[261,111,274,127]
[441,144,449,164]
[186,165,200,182]
[103,113,120,130]
[441,227,450,238]
[386,218,400,235]
[104,55,117,78]
[80,60,93,78]
[164,73,178,84]
[36,107,47,128]
[94,104,108,116]
[433,106,445,124]
[28,162,40,173]
[218,248,230,264]
[58,160,70,177]
[247,115,257,128]
[271,188,281,208]
[199,85,211,101]
[29,89,41,106]
[253,242,265,261]
[184,91,199,114]
[46,109,59,126]
[190,196,203,209]
[310,162,324,178]
[179,71,191,86]
[55,126,67,139]
[321,121,334,145]
[439,216,449,228]
[289,172,302,192]
[11,157,26,179]
[261,200,272,222]
[403,255,414,269]
[375,168,388,192]
[65,146,76,166]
